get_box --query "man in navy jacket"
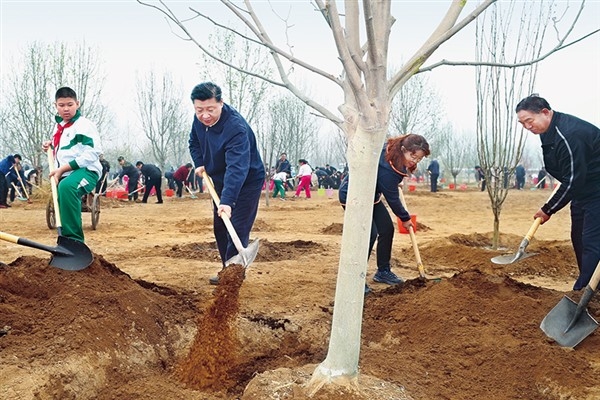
[188,82,264,284]
[516,95,600,290]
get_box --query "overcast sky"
[1,0,599,143]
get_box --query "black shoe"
[209,276,219,285]
[373,269,404,285]
[156,201,163,204]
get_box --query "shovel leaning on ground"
[540,261,600,348]
[491,183,561,265]
[398,188,427,280]
[201,171,259,268]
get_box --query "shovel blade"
[491,251,537,265]
[49,236,94,271]
[225,239,259,268]
[540,296,599,348]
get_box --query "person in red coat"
[173,163,193,198]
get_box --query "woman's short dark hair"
[190,82,222,102]
[515,95,551,113]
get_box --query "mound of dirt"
[1,255,599,400]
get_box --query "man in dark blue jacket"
[427,159,440,192]
[188,82,264,284]
[0,154,22,208]
[516,95,600,291]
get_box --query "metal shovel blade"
[49,236,94,271]
[540,296,599,348]
[491,250,538,265]
[225,238,259,268]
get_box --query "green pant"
[273,180,285,199]
[57,169,98,242]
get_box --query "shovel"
[491,217,542,264]
[201,171,259,268]
[44,148,94,271]
[540,261,600,347]
[0,230,92,271]
[16,170,32,203]
[491,182,561,265]
[398,187,427,280]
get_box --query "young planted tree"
[475,1,551,248]
[139,0,595,394]
[135,70,188,171]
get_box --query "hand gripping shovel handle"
[201,171,245,254]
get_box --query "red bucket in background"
[398,215,417,234]
[408,185,416,192]
[449,183,455,190]
[165,189,175,197]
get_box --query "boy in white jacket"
[42,87,102,242]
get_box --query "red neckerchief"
[52,120,74,157]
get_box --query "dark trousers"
[142,177,163,203]
[213,179,262,266]
[175,179,184,197]
[127,176,138,201]
[571,195,600,290]
[368,201,394,270]
[0,174,8,205]
[430,174,439,192]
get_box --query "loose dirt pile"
[0,188,598,399]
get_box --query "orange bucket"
[165,189,175,197]
[398,215,417,234]
[408,185,416,192]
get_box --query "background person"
[117,156,140,201]
[427,159,440,192]
[173,163,193,198]
[294,159,313,199]
[516,94,600,291]
[0,154,22,208]
[42,87,102,242]
[189,82,264,285]
[136,161,163,204]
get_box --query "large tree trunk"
[307,124,385,393]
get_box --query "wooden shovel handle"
[588,261,600,291]
[398,186,426,278]
[524,218,543,241]
[201,171,245,253]
[46,148,63,229]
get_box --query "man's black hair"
[190,82,222,102]
[515,95,551,114]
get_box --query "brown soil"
[0,187,599,399]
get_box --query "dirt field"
[1,184,599,399]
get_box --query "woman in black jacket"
[339,134,430,292]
